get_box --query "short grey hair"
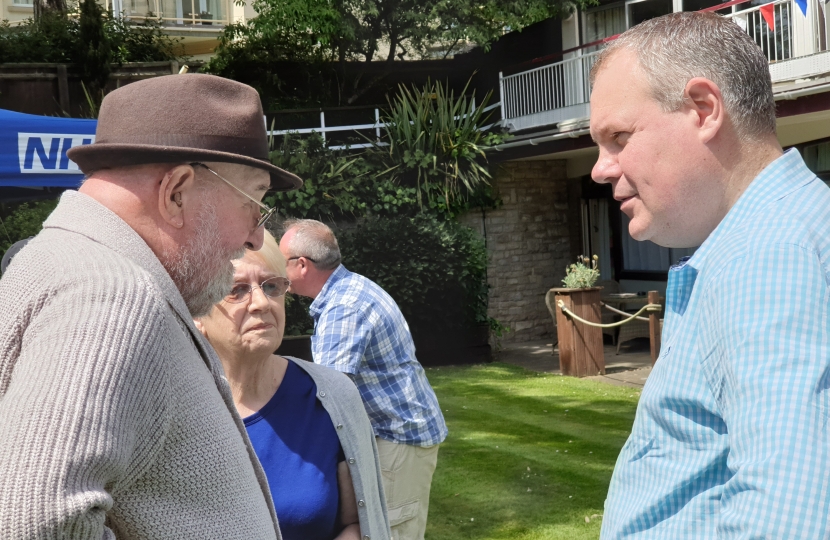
[282,219,342,270]
[591,12,776,139]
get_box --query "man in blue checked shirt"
[591,12,830,539]
[279,219,448,540]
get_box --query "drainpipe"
[775,82,830,101]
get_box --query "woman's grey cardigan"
[287,357,392,540]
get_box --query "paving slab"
[495,337,653,388]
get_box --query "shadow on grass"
[423,363,639,540]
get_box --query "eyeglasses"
[287,256,317,263]
[224,277,291,304]
[191,162,277,229]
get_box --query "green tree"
[77,0,112,97]
[237,0,590,62]
[206,0,594,106]
[0,199,59,261]
[0,8,182,65]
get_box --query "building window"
[584,4,626,45]
[620,213,697,275]
[13,0,34,6]
[628,0,674,27]
[801,140,830,183]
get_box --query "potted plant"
[551,255,605,377]
[199,10,213,24]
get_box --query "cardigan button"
[319,391,326,398]
[336,423,343,429]
[348,458,356,464]
[363,536,370,540]
[358,499,365,507]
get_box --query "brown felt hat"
[67,73,302,191]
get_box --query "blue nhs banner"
[17,133,94,175]
[0,108,96,188]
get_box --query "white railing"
[725,0,830,63]
[725,0,794,62]
[500,52,599,118]
[268,109,382,150]
[499,51,600,132]
[268,102,501,151]
[500,0,830,133]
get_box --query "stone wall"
[461,160,575,343]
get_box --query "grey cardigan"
[0,191,281,539]
[288,357,392,540]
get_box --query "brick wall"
[461,160,576,343]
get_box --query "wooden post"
[648,290,661,365]
[552,287,605,377]
[56,65,70,115]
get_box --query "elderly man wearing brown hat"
[0,74,301,539]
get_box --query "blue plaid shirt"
[602,149,830,539]
[309,265,448,447]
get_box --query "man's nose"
[591,149,620,185]
[245,226,265,251]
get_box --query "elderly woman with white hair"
[195,230,390,540]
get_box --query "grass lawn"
[424,362,640,540]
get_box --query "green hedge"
[0,199,59,262]
[339,214,488,334]
[282,214,491,338]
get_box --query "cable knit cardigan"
[0,191,281,540]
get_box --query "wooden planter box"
[552,287,605,377]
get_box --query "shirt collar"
[309,264,349,318]
[686,148,815,272]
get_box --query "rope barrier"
[557,300,662,329]
[601,302,650,322]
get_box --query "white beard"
[164,198,245,318]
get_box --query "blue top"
[309,265,448,446]
[244,361,345,540]
[601,149,830,538]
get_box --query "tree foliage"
[268,78,504,220]
[76,0,111,96]
[229,0,588,62]
[377,78,504,214]
[270,79,504,337]
[0,199,59,262]
[0,9,183,65]
[338,214,490,335]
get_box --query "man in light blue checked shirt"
[279,219,448,540]
[591,12,830,539]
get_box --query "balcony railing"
[104,0,232,27]
[500,0,830,133]
[499,51,599,132]
[726,0,794,62]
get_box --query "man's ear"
[299,257,314,278]
[684,77,724,144]
[158,164,197,229]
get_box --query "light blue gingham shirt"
[309,265,448,447]
[602,149,830,539]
